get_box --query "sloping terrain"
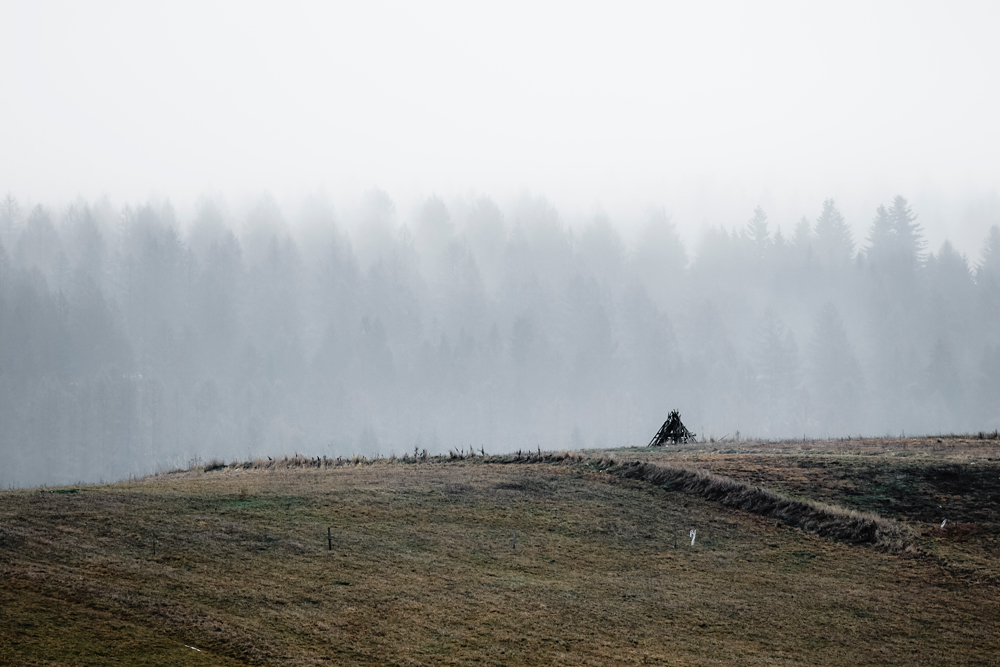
[1,439,999,666]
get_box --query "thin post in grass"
[512,529,517,550]
[328,527,332,551]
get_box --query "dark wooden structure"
[647,410,695,446]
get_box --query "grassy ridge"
[596,457,910,550]
[238,449,913,550]
[1,439,999,665]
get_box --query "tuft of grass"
[203,458,226,472]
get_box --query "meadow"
[2,437,998,666]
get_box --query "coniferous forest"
[1,191,998,488]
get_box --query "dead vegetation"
[601,459,910,551]
[2,438,999,665]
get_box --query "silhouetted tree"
[864,204,893,268]
[977,225,1000,282]
[888,195,925,265]
[745,206,770,263]
[17,205,67,291]
[814,199,854,268]
[976,225,1000,334]
[791,215,813,259]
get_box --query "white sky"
[3,1,1000,255]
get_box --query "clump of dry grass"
[203,458,226,472]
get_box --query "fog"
[1,191,998,487]
[2,2,1000,486]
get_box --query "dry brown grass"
[2,441,999,665]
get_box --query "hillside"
[2,437,999,666]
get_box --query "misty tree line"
[1,191,998,487]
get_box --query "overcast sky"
[3,1,999,254]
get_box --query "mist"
[0,190,997,487]
[3,2,1000,487]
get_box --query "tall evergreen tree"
[17,205,67,290]
[888,195,925,264]
[975,224,1000,335]
[813,199,854,268]
[864,204,893,266]
[927,240,972,294]
[792,216,812,255]
[745,206,770,262]
[977,224,1000,281]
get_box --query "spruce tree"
[888,195,925,263]
[813,199,854,268]
[746,206,770,262]
[865,204,893,266]
[977,225,1000,280]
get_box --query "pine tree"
[928,240,972,289]
[888,195,925,264]
[792,216,812,251]
[745,206,770,262]
[813,199,854,267]
[864,204,893,266]
[977,225,1000,280]
[975,225,1000,334]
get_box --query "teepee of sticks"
[647,410,696,446]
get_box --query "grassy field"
[1,437,999,666]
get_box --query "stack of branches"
[648,410,696,446]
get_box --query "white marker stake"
[185,645,201,652]
[690,529,697,546]
[940,519,947,529]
